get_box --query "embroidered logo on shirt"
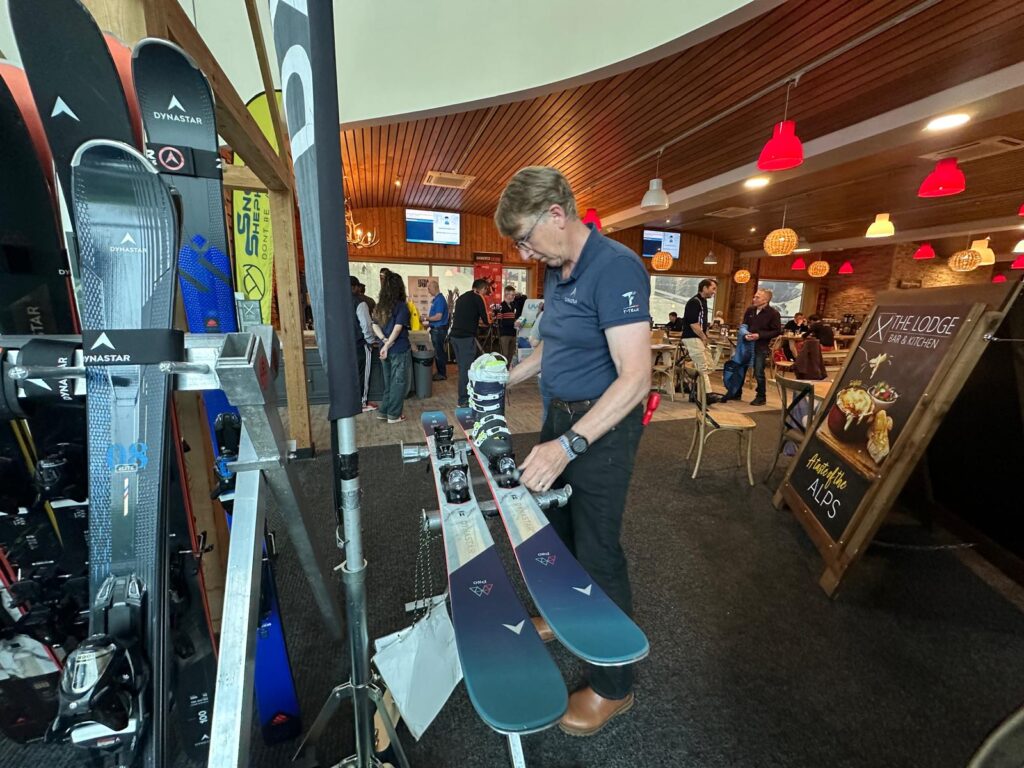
[563,286,579,305]
[622,291,640,314]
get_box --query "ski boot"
[468,354,517,481]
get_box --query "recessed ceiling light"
[665,218,671,223]
[744,176,770,189]
[749,226,757,233]
[925,113,970,131]
[394,179,402,187]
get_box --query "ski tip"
[454,407,473,427]
[132,36,199,70]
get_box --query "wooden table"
[651,343,677,367]
[834,334,857,350]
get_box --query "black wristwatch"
[564,429,589,455]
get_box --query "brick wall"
[888,241,994,290]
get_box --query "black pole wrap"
[270,0,360,421]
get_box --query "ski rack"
[0,327,345,768]
[400,438,572,768]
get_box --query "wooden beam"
[82,0,146,41]
[243,0,291,163]
[270,189,313,450]
[162,1,291,192]
[222,164,268,192]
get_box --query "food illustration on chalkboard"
[868,381,899,411]
[823,380,899,469]
[827,383,875,443]
[858,348,893,379]
[867,410,893,463]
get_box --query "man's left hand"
[518,439,570,492]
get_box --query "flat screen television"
[405,209,461,245]
[641,230,681,259]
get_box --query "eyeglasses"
[513,212,547,253]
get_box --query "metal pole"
[333,416,373,767]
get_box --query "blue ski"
[455,408,649,666]
[132,37,301,744]
[421,411,566,734]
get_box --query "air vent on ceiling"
[919,136,1024,163]
[813,223,847,233]
[423,170,475,189]
[704,206,758,219]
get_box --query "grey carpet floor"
[4,415,1024,767]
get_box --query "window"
[755,279,805,320]
[649,275,717,325]
[502,268,529,296]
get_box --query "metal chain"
[412,512,442,623]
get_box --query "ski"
[48,139,179,768]
[421,411,566,734]
[455,408,649,666]
[132,37,300,746]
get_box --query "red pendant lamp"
[757,82,803,171]
[992,274,1007,284]
[758,120,803,171]
[790,256,806,270]
[581,207,602,230]
[1012,254,1024,270]
[917,158,966,197]
[838,260,854,275]
[912,243,936,260]
[1018,202,1024,216]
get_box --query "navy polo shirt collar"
[552,223,599,286]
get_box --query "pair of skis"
[420,410,649,734]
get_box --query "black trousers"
[450,336,477,407]
[541,402,644,699]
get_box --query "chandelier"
[346,202,378,249]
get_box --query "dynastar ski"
[48,139,179,768]
[421,411,566,734]
[131,37,301,746]
[455,408,649,666]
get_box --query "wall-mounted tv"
[405,209,460,245]
[641,230,681,259]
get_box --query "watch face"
[570,435,588,453]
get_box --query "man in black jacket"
[741,288,782,406]
[450,279,491,407]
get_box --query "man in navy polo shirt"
[495,166,651,737]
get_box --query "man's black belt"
[551,398,596,414]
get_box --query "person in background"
[379,267,390,288]
[712,310,725,328]
[350,276,379,413]
[496,165,650,737]
[512,289,527,319]
[666,312,685,333]
[373,272,411,424]
[425,278,449,381]
[357,282,375,313]
[497,285,518,364]
[784,312,808,335]
[742,288,782,406]
[682,278,719,400]
[450,278,491,407]
[804,314,836,350]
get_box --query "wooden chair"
[686,373,756,485]
[650,329,667,345]
[651,343,682,401]
[764,376,817,483]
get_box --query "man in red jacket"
[741,288,782,406]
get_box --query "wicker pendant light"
[948,248,981,272]
[807,260,830,278]
[651,250,673,271]
[764,202,798,257]
[734,269,751,284]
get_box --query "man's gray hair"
[494,166,578,237]
[758,288,774,301]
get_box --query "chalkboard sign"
[775,284,1019,595]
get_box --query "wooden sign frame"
[774,282,1021,596]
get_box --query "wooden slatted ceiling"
[338,0,1024,241]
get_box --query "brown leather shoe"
[531,616,554,643]
[558,686,635,736]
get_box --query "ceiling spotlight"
[666,218,671,224]
[749,226,757,233]
[925,113,971,131]
[394,179,402,187]
[744,176,770,189]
